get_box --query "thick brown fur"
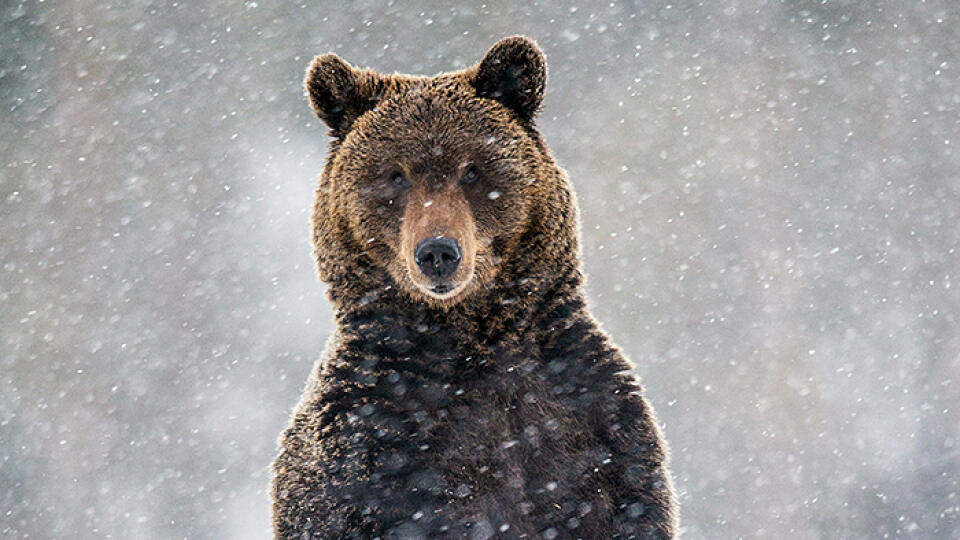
[271,36,677,539]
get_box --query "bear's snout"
[399,184,478,303]
[414,236,462,282]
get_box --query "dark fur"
[271,36,677,539]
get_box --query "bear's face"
[332,87,539,304]
[306,37,558,307]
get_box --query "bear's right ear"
[304,54,380,137]
[471,36,547,122]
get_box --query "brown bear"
[271,36,677,539]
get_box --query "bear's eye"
[390,171,410,190]
[461,165,480,185]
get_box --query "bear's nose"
[414,236,462,280]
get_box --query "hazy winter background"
[2,1,958,538]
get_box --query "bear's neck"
[325,259,588,354]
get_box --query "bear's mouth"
[413,277,472,301]
[430,283,455,294]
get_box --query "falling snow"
[1,2,959,539]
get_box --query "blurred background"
[2,1,958,538]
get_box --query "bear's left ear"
[471,36,547,122]
[305,53,383,137]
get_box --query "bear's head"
[306,36,579,309]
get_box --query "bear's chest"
[328,343,606,507]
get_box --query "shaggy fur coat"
[271,36,676,539]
